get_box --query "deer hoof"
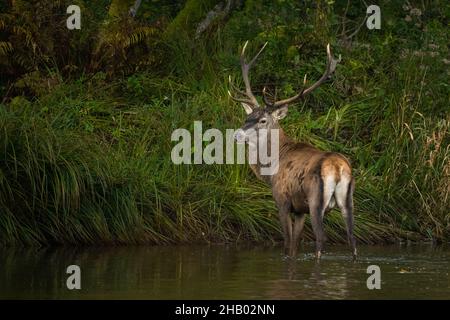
[316,251,322,259]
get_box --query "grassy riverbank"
[0,1,449,245]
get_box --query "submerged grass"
[0,1,449,245]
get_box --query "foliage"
[0,0,449,245]
[0,0,162,97]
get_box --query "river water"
[0,244,449,299]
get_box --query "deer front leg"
[278,204,293,256]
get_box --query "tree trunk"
[163,0,221,40]
[108,0,136,18]
[129,0,142,17]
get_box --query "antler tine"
[271,44,340,107]
[228,75,255,106]
[262,87,274,107]
[227,90,255,105]
[239,41,268,108]
[228,75,247,96]
[301,43,340,96]
[247,41,268,68]
[269,74,308,107]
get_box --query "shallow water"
[0,244,449,299]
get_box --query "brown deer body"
[229,42,357,259]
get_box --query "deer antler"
[266,44,341,108]
[228,41,268,109]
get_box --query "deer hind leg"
[335,177,357,258]
[277,203,293,256]
[306,175,328,259]
[290,213,306,257]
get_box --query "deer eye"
[259,119,267,124]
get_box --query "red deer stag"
[229,41,357,259]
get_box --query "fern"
[0,0,163,97]
[124,26,158,48]
[0,42,12,56]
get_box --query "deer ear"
[271,105,288,120]
[241,102,253,115]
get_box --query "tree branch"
[195,0,237,39]
[129,0,142,17]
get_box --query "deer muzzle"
[233,129,247,143]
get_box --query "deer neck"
[248,126,294,184]
[278,127,295,156]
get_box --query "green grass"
[0,0,449,245]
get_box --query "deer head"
[229,41,341,143]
